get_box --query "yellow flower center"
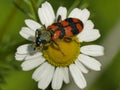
[43,37,80,67]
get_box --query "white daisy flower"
[15,1,104,90]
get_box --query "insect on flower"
[34,15,84,54]
[15,1,104,90]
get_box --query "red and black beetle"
[34,15,84,52]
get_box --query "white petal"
[62,67,70,84]
[83,20,94,31]
[25,19,41,31]
[75,60,88,73]
[19,27,35,41]
[79,9,90,23]
[81,45,104,56]
[38,1,55,27]
[78,54,101,71]
[32,62,47,81]
[52,67,63,90]
[37,63,55,89]
[16,44,35,54]
[15,53,27,61]
[69,8,90,23]
[68,8,82,20]
[77,29,100,42]
[21,56,45,71]
[15,44,39,61]
[25,52,42,60]
[56,6,67,20]
[32,62,54,81]
[69,64,87,89]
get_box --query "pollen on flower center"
[43,37,80,67]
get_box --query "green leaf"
[87,0,120,40]
[1,70,39,90]
[89,50,120,90]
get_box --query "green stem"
[0,10,16,40]
[78,0,89,9]
[30,0,40,22]
[68,0,81,14]
[0,2,22,42]
[36,0,44,7]
[13,1,32,19]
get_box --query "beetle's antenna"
[57,15,62,23]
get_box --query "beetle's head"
[34,29,51,50]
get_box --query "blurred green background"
[0,0,120,90]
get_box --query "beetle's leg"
[34,44,42,51]
[42,24,46,29]
[52,40,65,56]
[64,37,72,42]
[35,29,39,38]
[34,29,40,49]
[43,43,51,50]
[57,15,62,23]
[64,37,80,44]
[72,37,80,44]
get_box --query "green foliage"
[88,0,120,40]
[90,50,120,90]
